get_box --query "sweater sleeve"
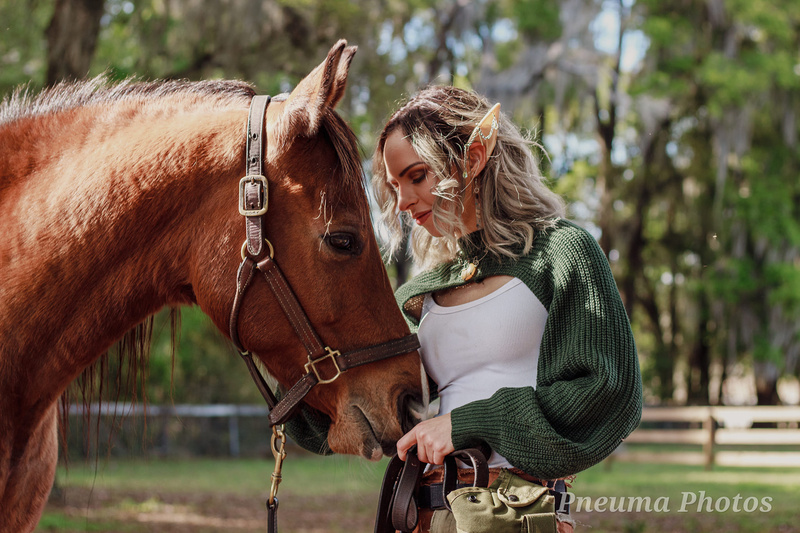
[449,226,642,479]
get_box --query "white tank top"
[418,277,548,468]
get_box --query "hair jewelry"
[463,103,501,230]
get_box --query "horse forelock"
[0,74,256,125]
[318,109,367,208]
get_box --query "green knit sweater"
[284,219,642,479]
[395,219,642,479]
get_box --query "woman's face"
[383,129,477,237]
[383,129,442,236]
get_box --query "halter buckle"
[305,346,343,384]
[238,175,268,216]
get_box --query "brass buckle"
[269,425,286,505]
[238,175,268,216]
[305,347,343,384]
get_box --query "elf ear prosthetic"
[462,103,500,232]
[463,103,501,169]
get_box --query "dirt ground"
[44,486,376,533]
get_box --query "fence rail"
[67,403,271,457]
[609,405,800,470]
[67,403,269,418]
[67,403,800,467]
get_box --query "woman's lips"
[414,211,431,225]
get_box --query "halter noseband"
[228,95,420,428]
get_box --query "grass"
[40,454,800,532]
[35,513,131,532]
[55,453,387,495]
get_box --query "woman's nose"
[397,185,416,212]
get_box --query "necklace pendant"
[460,261,477,281]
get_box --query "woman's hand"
[396,413,455,465]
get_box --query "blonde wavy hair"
[372,86,565,269]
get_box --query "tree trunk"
[754,361,781,405]
[594,104,616,258]
[45,0,104,85]
[641,286,673,402]
[686,292,711,404]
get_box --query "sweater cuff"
[450,396,500,451]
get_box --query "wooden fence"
[67,403,271,457]
[68,403,800,466]
[608,405,800,470]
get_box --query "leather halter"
[228,95,421,428]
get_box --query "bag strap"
[442,449,489,511]
[374,448,489,533]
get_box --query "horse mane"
[58,310,181,460]
[1,74,364,196]
[0,74,256,125]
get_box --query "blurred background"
[2,0,800,457]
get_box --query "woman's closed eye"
[410,171,427,185]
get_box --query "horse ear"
[276,40,356,138]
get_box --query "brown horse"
[0,41,422,532]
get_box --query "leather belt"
[416,478,571,514]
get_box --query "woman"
[371,86,642,532]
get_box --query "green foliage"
[493,39,523,72]
[146,307,263,404]
[767,263,800,314]
[509,0,562,41]
[753,334,785,366]
[738,147,800,247]
[4,0,800,405]
[0,0,51,94]
[553,159,595,207]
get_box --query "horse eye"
[325,232,359,254]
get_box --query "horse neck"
[0,101,245,411]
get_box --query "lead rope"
[268,425,287,533]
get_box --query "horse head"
[191,41,423,460]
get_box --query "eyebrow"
[399,161,426,177]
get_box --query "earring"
[474,180,481,229]
[464,168,481,230]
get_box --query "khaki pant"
[412,468,575,533]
